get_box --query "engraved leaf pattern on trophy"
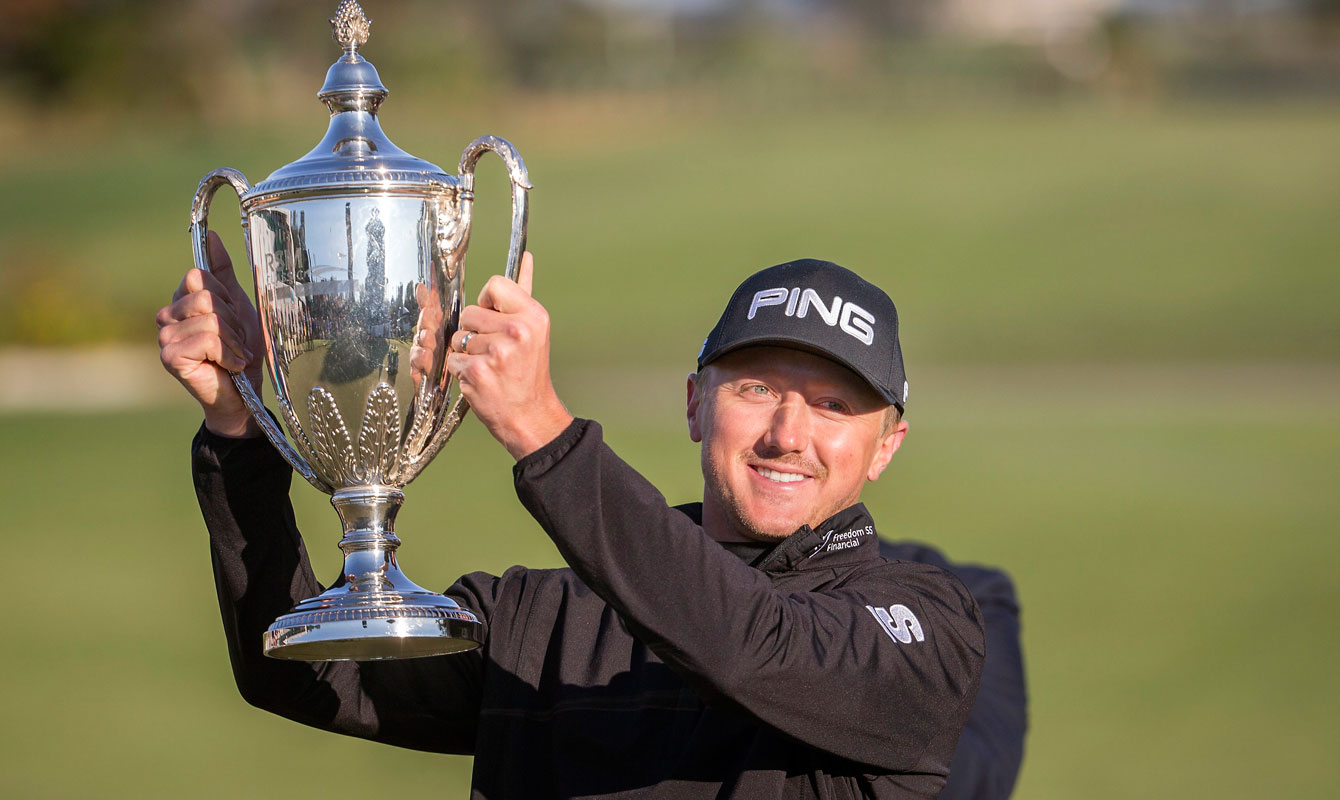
[401,392,465,486]
[277,395,324,485]
[355,383,402,485]
[308,387,356,487]
[399,384,453,485]
[399,385,438,471]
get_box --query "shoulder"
[878,539,1019,614]
[834,556,985,659]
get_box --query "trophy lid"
[248,1,454,202]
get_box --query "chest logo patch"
[866,604,925,644]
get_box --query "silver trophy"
[188,0,530,661]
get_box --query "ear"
[686,373,703,443]
[866,418,908,482]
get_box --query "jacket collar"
[673,502,883,574]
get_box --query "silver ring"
[459,330,476,352]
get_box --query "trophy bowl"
[188,0,531,661]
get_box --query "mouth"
[750,464,812,484]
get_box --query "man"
[160,238,1023,798]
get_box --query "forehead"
[708,346,883,402]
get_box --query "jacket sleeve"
[880,543,1028,800]
[192,422,496,754]
[513,419,985,774]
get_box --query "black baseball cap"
[697,259,908,413]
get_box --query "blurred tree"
[1305,0,1340,19]
[473,0,606,87]
[1,0,110,103]
[827,0,932,37]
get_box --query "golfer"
[161,240,1020,798]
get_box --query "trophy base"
[262,485,484,661]
[264,593,482,661]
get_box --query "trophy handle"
[401,136,532,484]
[190,168,332,494]
[457,134,532,282]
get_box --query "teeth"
[757,467,806,483]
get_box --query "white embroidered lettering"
[866,604,925,644]
[747,288,789,320]
[747,286,877,346]
[839,302,875,346]
[797,289,841,326]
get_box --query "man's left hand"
[447,252,574,460]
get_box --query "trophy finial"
[331,0,372,56]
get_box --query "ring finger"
[454,329,482,354]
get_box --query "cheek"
[704,404,762,452]
[815,425,881,480]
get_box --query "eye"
[816,399,849,413]
[742,383,773,398]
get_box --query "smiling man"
[685,260,909,547]
[170,248,999,799]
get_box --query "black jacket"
[194,418,990,798]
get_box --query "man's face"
[687,346,907,543]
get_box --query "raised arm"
[192,426,494,753]
[163,233,492,752]
[444,251,984,773]
[511,420,985,774]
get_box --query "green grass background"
[2,98,1338,797]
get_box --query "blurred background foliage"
[1,0,1339,355]
[1,1,1338,798]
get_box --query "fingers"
[463,285,546,338]
[450,330,485,357]
[456,305,507,341]
[453,330,475,354]
[174,232,251,314]
[477,269,539,315]
[157,286,243,332]
[172,266,235,306]
[445,350,485,391]
[159,313,253,366]
[442,251,568,460]
[453,259,548,356]
[451,328,497,356]
[158,275,253,366]
[446,323,530,383]
[408,344,436,379]
[450,318,532,357]
[161,330,250,375]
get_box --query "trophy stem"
[333,485,403,551]
[262,487,482,661]
[330,486,406,595]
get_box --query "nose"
[763,393,810,454]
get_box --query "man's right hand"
[158,231,264,438]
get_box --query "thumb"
[516,251,534,296]
[206,231,243,292]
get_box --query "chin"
[735,508,809,541]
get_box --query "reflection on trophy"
[188,0,531,661]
